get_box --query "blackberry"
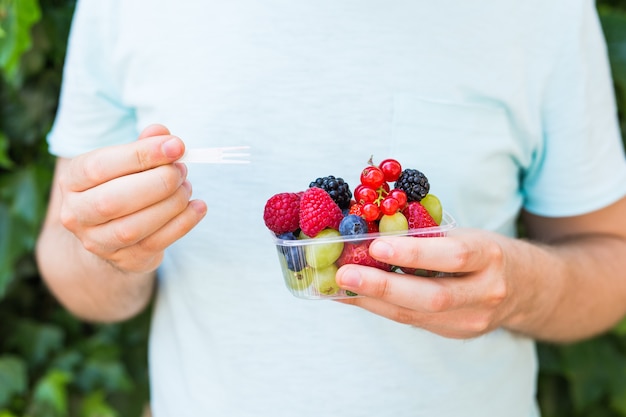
[309,175,352,209]
[394,169,430,202]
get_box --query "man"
[37,1,626,416]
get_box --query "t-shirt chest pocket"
[390,94,524,232]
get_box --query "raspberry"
[309,175,353,210]
[299,187,344,237]
[263,192,301,234]
[402,202,439,230]
[395,169,430,202]
[336,241,392,271]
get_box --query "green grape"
[379,212,409,233]
[305,228,344,268]
[285,266,314,291]
[312,263,340,295]
[278,253,313,291]
[421,194,443,225]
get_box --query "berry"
[388,189,408,208]
[379,158,402,182]
[354,185,377,204]
[366,220,379,233]
[360,166,385,189]
[309,175,352,210]
[277,232,307,271]
[336,241,392,271]
[395,169,430,202]
[283,266,314,291]
[339,214,369,236]
[420,193,443,225]
[362,203,380,222]
[312,264,341,295]
[348,202,364,216]
[402,202,439,229]
[379,212,409,233]
[380,196,400,215]
[299,187,344,237]
[263,192,301,234]
[304,228,344,268]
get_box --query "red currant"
[388,189,407,208]
[380,197,400,215]
[360,166,385,189]
[379,159,402,182]
[362,203,380,222]
[354,185,377,204]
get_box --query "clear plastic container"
[272,211,456,300]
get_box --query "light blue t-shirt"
[48,1,626,416]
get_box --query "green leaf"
[0,201,16,298]
[0,164,51,298]
[80,391,118,417]
[31,370,70,415]
[0,356,27,407]
[560,338,626,414]
[0,0,42,83]
[7,320,64,367]
[9,166,41,226]
[0,133,13,169]
[77,359,133,393]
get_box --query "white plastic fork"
[178,146,250,164]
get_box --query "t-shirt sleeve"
[47,0,138,158]
[522,0,626,217]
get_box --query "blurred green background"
[1,0,625,416]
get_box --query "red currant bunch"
[350,157,407,221]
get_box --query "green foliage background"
[0,1,625,416]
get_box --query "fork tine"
[179,146,250,164]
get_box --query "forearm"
[36,221,156,323]
[504,233,626,343]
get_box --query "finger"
[336,264,499,314]
[80,180,194,254]
[335,297,493,339]
[368,231,497,274]
[138,124,171,140]
[337,261,508,317]
[108,199,207,272]
[64,134,186,192]
[63,163,187,227]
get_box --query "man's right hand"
[56,124,207,274]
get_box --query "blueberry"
[277,232,306,272]
[339,214,368,237]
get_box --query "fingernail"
[182,180,192,192]
[190,199,207,216]
[162,138,183,158]
[370,240,393,260]
[338,268,362,289]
